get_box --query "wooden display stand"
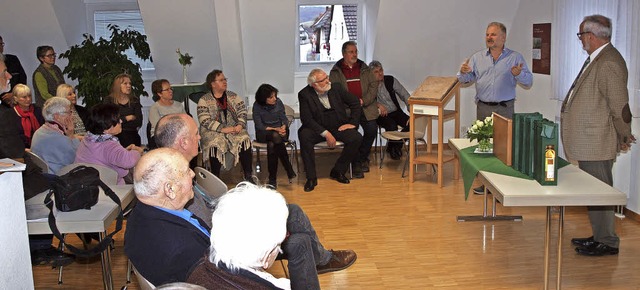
[408,76,460,186]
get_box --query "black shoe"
[244,174,257,185]
[287,171,297,184]
[571,236,595,248]
[304,179,317,192]
[268,179,277,189]
[389,149,401,160]
[575,242,619,256]
[361,160,370,173]
[473,185,485,195]
[394,147,403,158]
[351,163,365,179]
[330,170,350,184]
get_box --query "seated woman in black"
[252,84,296,189]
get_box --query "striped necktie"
[565,57,591,102]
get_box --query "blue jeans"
[281,204,332,290]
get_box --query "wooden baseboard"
[624,208,640,222]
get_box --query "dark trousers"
[209,145,253,178]
[578,159,619,248]
[476,99,515,120]
[282,204,332,289]
[117,130,141,147]
[298,127,362,179]
[258,130,295,181]
[377,110,410,151]
[358,117,378,163]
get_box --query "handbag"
[44,165,124,257]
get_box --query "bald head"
[133,148,195,209]
[155,114,201,161]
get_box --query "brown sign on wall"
[532,23,551,75]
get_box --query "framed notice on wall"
[532,23,551,75]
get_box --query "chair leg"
[255,147,262,173]
[379,141,387,169]
[57,235,66,284]
[126,259,133,283]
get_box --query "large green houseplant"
[59,25,152,108]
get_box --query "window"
[296,1,363,69]
[93,10,154,71]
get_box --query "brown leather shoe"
[316,249,357,274]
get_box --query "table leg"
[99,232,114,290]
[456,183,523,222]
[556,206,564,290]
[544,206,551,290]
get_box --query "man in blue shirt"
[457,21,533,194]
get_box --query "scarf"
[215,91,228,118]
[14,105,41,145]
[85,131,119,143]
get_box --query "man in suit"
[0,36,27,105]
[298,68,362,192]
[562,14,635,256]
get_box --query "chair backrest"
[58,163,119,185]
[314,141,345,149]
[283,104,295,126]
[186,91,207,117]
[132,264,155,290]
[25,151,49,173]
[414,116,429,140]
[194,167,228,199]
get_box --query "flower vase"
[477,138,492,152]
[182,66,188,84]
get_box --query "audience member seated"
[32,45,65,107]
[153,113,358,289]
[298,68,362,192]
[148,79,185,148]
[103,73,143,147]
[0,35,27,105]
[252,84,296,188]
[12,84,44,148]
[0,55,24,158]
[75,103,142,184]
[187,183,290,289]
[27,95,77,267]
[197,69,253,181]
[369,60,411,160]
[56,83,88,136]
[125,148,206,286]
[31,97,80,174]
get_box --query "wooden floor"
[33,149,640,290]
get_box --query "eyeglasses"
[314,76,329,84]
[576,31,592,39]
[44,53,57,58]
[215,78,228,82]
[161,87,173,92]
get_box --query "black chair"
[185,91,207,116]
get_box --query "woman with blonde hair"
[12,84,44,148]
[103,73,142,147]
[56,84,88,135]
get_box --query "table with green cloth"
[460,145,569,200]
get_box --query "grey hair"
[307,68,325,85]
[155,114,188,148]
[487,22,507,35]
[208,182,288,272]
[582,14,612,41]
[133,148,185,197]
[154,282,206,290]
[42,97,71,122]
[341,40,357,54]
[369,60,383,70]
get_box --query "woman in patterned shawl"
[197,69,253,181]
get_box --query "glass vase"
[182,66,188,84]
[477,138,492,152]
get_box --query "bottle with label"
[545,145,555,181]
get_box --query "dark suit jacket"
[124,202,211,286]
[561,44,632,161]
[74,104,89,127]
[298,82,361,136]
[5,54,27,88]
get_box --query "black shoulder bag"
[44,165,124,257]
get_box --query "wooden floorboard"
[33,149,640,290]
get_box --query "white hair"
[42,97,71,122]
[133,148,185,197]
[307,68,325,85]
[208,182,288,272]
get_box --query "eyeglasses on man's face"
[576,31,592,39]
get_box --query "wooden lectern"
[408,76,460,186]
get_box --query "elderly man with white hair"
[31,96,80,174]
[188,182,291,289]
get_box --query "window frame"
[295,0,365,72]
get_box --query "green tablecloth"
[460,145,569,200]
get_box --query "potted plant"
[59,24,152,108]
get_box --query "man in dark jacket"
[0,36,27,105]
[298,68,362,192]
